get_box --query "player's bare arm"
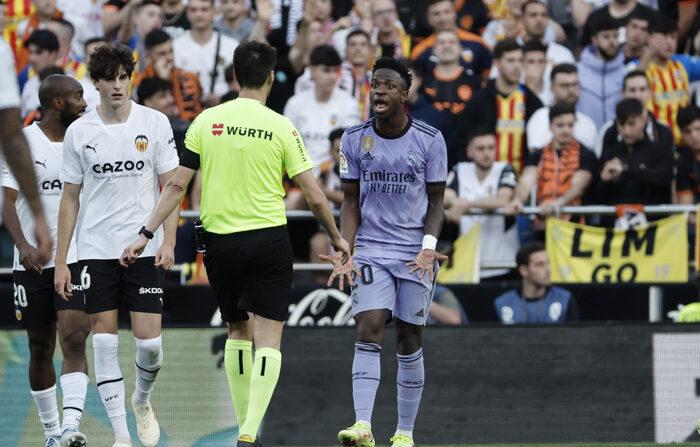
[54,182,81,301]
[320,180,361,290]
[0,108,52,265]
[153,168,181,270]
[2,187,43,273]
[407,183,448,281]
[120,165,196,266]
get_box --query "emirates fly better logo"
[212,123,224,136]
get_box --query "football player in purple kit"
[322,57,448,447]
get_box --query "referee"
[120,40,353,447]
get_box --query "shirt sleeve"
[426,132,448,185]
[154,113,180,174]
[284,123,314,178]
[60,127,85,185]
[0,162,19,191]
[498,164,517,189]
[184,114,202,156]
[339,131,359,182]
[675,146,694,193]
[678,55,700,83]
[525,150,542,167]
[446,168,459,192]
[578,147,598,174]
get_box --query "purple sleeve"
[426,132,448,185]
[339,131,359,181]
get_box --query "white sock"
[93,333,129,440]
[60,372,88,431]
[133,335,162,408]
[30,385,61,437]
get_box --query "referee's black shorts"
[203,225,293,322]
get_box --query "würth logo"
[212,123,224,136]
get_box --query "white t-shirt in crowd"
[56,0,105,59]
[526,107,598,150]
[283,87,361,167]
[60,102,179,260]
[173,31,238,97]
[1,123,78,270]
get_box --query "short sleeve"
[676,147,694,193]
[155,113,179,174]
[339,130,359,182]
[426,132,448,185]
[525,150,542,167]
[60,126,85,184]
[284,123,314,178]
[184,114,202,155]
[1,162,19,191]
[0,42,21,110]
[446,168,459,192]
[578,147,597,174]
[498,164,517,189]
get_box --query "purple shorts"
[350,254,437,325]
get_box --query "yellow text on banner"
[437,223,481,284]
[546,214,687,283]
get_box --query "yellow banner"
[437,223,481,284]
[547,214,688,283]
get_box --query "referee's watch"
[139,226,154,240]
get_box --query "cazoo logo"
[92,160,145,174]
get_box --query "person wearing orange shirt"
[13,0,63,73]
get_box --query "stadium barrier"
[2,324,700,446]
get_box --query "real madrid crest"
[361,136,374,151]
[135,134,149,152]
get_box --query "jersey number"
[360,265,374,285]
[80,266,91,290]
[13,284,27,308]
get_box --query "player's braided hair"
[372,57,412,92]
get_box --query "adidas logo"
[361,152,373,160]
[415,308,425,317]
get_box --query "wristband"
[422,234,437,251]
[139,226,154,240]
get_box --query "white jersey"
[173,31,238,97]
[450,161,520,278]
[283,88,360,167]
[526,107,598,150]
[60,102,179,260]
[1,123,78,270]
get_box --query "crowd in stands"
[4,0,700,284]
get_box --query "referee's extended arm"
[120,165,195,266]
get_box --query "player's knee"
[134,336,163,364]
[61,328,89,358]
[28,336,55,362]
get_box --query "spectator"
[403,59,457,167]
[221,63,240,102]
[595,70,673,158]
[426,286,467,325]
[15,0,63,73]
[55,0,104,59]
[21,65,65,127]
[174,0,239,105]
[102,0,132,41]
[444,127,519,279]
[482,0,562,48]
[455,0,491,34]
[658,0,698,51]
[495,242,580,324]
[632,16,700,146]
[527,64,598,151]
[3,0,34,63]
[137,76,190,156]
[284,45,360,167]
[421,28,483,126]
[577,16,626,130]
[19,29,59,117]
[44,18,87,78]
[369,0,412,60]
[215,0,255,41]
[162,0,190,40]
[580,0,654,47]
[309,127,345,281]
[410,0,492,79]
[597,98,674,206]
[457,39,542,173]
[117,0,163,73]
[520,1,574,72]
[339,29,373,121]
[507,103,597,222]
[623,10,650,63]
[267,0,303,49]
[134,29,203,121]
[522,40,549,105]
[676,104,700,205]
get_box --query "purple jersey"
[339,117,448,259]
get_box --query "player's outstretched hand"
[407,249,448,282]
[119,236,149,267]
[18,241,43,274]
[319,250,361,290]
[155,242,175,270]
[54,263,72,301]
[33,214,52,266]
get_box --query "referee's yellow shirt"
[184,97,314,234]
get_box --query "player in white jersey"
[444,127,519,279]
[0,40,53,267]
[2,75,90,447]
[54,43,180,447]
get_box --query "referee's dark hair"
[233,40,277,89]
[373,57,412,92]
[89,42,136,81]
